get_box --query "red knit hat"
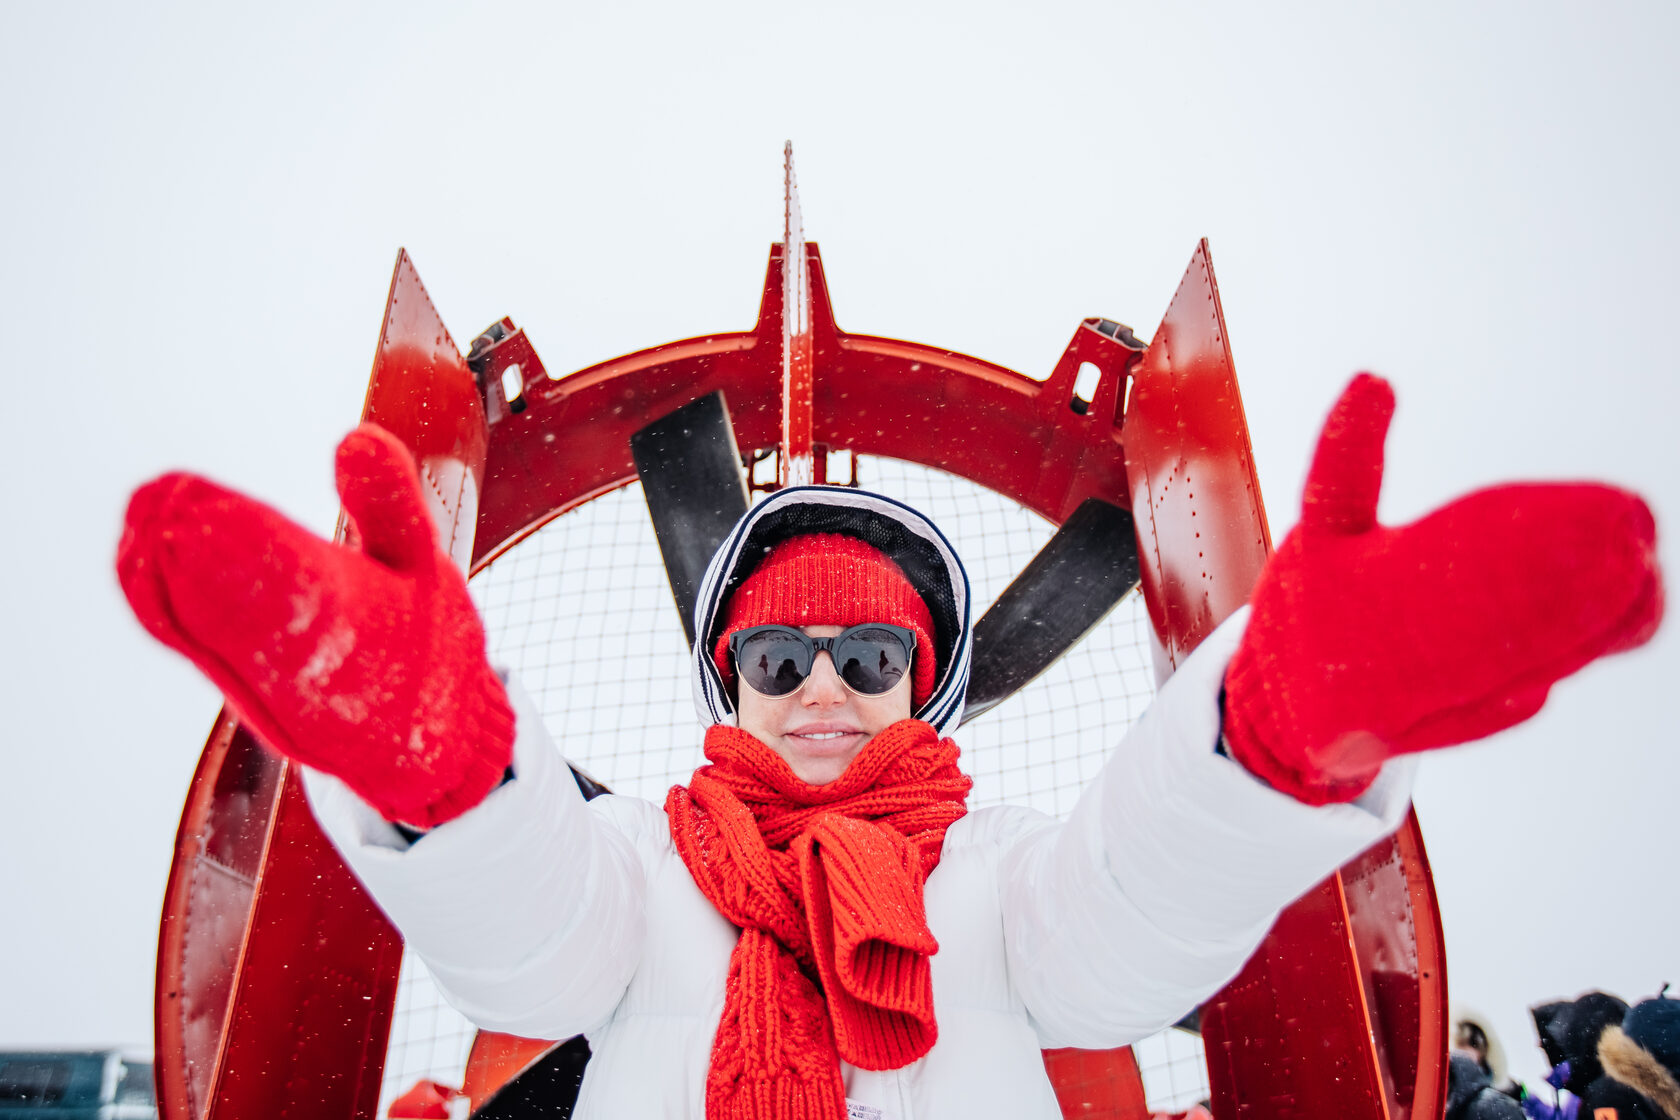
[713,532,938,707]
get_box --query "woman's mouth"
[786,727,864,752]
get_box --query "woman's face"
[734,624,913,785]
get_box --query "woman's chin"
[784,740,866,785]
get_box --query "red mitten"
[117,424,513,828]
[1223,374,1663,805]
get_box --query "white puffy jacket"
[303,612,1414,1120]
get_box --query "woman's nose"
[801,651,848,705]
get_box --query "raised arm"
[302,680,650,1039]
[1222,373,1660,803]
[995,609,1414,1047]
[117,424,647,1038]
[998,374,1662,1047]
[118,424,512,828]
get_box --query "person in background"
[1455,1006,1520,1097]
[1529,992,1647,1120]
[1449,1051,1526,1120]
[1598,988,1680,1120]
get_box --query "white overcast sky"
[3,0,1676,1095]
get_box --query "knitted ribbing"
[667,720,971,1120]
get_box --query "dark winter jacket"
[1448,1052,1525,1120]
[1598,994,1680,1120]
[1577,1073,1668,1120]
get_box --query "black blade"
[631,392,750,646]
[961,498,1141,725]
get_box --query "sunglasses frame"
[728,623,918,699]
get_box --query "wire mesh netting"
[375,458,1208,1118]
[1131,1029,1213,1114]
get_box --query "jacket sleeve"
[300,675,649,1040]
[996,607,1416,1048]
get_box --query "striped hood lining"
[690,487,972,735]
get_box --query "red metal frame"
[1123,241,1271,678]
[1043,1046,1149,1117]
[469,244,1141,571]
[1198,818,1446,1120]
[155,239,1445,1120]
[1128,242,1447,1120]
[155,251,489,1120]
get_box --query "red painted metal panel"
[207,775,402,1117]
[1206,818,1442,1120]
[472,243,1144,569]
[156,720,395,1120]
[355,250,490,572]
[154,250,489,1120]
[1200,875,1388,1120]
[1341,812,1448,1120]
[1123,239,1270,678]
[155,717,280,1120]
[1043,1046,1150,1119]
[1123,240,1446,1120]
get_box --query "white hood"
[689,486,973,734]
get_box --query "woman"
[117,376,1662,1119]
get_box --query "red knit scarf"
[666,719,971,1120]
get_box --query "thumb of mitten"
[334,423,439,572]
[1300,372,1393,536]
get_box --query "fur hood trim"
[1452,1003,1510,1087]
[1601,1024,1680,1120]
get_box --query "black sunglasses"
[728,624,917,698]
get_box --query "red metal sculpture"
[153,163,1446,1120]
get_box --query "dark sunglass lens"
[836,628,910,695]
[737,630,810,696]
